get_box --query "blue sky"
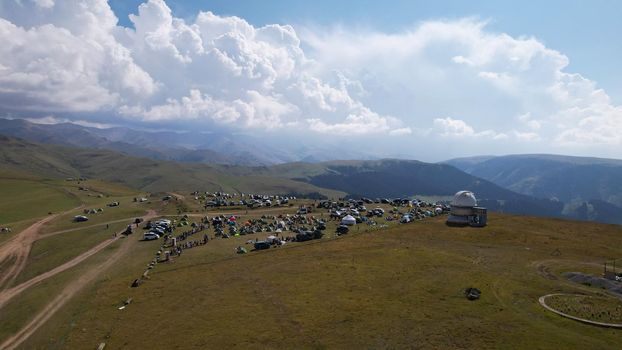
[109,0,622,104]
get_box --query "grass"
[40,200,146,233]
[0,218,40,244]
[0,178,80,225]
[11,220,132,286]
[0,137,347,198]
[15,234,163,350]
[0,239,124,344]
[14,211,622,349]
[3,176,622,349]
[547,295,622,323]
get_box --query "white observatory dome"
[452,191,477,208]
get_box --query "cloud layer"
[304,19,622,148]
[0,0,408,135]
[0,0,621,159]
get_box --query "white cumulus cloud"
[303,18,622,153]
[433,117,506,139]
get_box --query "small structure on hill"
[341,215,356,226]
[446,191,487,227]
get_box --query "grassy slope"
[0,177,80,225]
[13,220,131,286]
[4,177,155,287]
[0,137,345,198]
[0,170,83,246]
[0,175,161,347]
[0,239,133,345]
[27,212,622,349]
[0,174,147,279]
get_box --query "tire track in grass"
[0,210,156,350]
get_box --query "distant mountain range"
[2,118,622,225]
[445,154,622,223]
[3,134,621,224]
[0,118,374,166]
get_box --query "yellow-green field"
[2,181,622,349]
[0,178,80,231]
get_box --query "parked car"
[254,241,271,250]
[73,215,89,222]
[336,225,349,235]
[143,232,160,241]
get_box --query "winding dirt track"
[38,216,146,239]
[0,231,135,350]
[0,206,83,290]
[0,209,156,350]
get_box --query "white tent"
[341,215,356,226]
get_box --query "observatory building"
[446,190,487,227]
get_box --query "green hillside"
[0,136,344,199]
[24,211,622,349]
[2,147,622,349]
[0,169,84,228]
[232,159,568,220]
[3,136,621,224]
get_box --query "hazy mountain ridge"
[217,158,603,222]
[445,154,622,205]
[1,133,621,224]
[0,135,344,198]
[445,154,622,224]
[0,119,377,166]
[0,118,238,164]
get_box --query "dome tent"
[341,215,356,226]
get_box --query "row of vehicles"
[318,198,419,209]
[143,219,172,241]
[204,197,291,208]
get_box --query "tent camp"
[341,215,356,226]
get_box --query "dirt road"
[38,216,147,239]
[0,207,82,290]
[0,210,156,309]
[0,228,136,350]
[0,209,156,350]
